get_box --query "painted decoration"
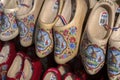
[83,45,105,69]
[1,15,10,32]
[108,47,120,76]
[18,21,28,38]
[54,26,77,59]
[37,29,51,51]
[54,32,67,55]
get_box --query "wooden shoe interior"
[55,0,75,26]
[20,59,33,80]
[0,43,9,64]
[87,7,109,40]
[7,55,22,78]
[5,0,33,16]
[39,0,59,24]
[16,0,33,16]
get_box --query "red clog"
[42,68,62,80]
[7,52,42,80]
[0,42,16,80]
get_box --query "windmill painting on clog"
[35,0,63,58]
[80,0,116,75]
[107,14,120,80]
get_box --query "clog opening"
[55,0,76,27]
[87,5,113,40]
[40,0,59,24]
[0,44,9,64]
[20,59,33,80]
[7,55,22,78]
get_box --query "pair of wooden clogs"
[7,52,42,80]
[0,0,88,65]
[35,0,88,65]
[80,0,120,80]
[0,41,42,80]
[0,0,44,47]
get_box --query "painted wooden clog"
[107,15,120,80]
[80,0,116,75]
[0,8,19,41]
[53,0,88,64]
[0,0,33,41]
[35,0,63,58]
[17,0,44,47]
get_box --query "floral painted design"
[63,29,69,36]
[69,43,76,49]
[12,23,18,29]
[18,15,35,42]
[70,27,77,35]
[108,47,120,76]
[83,45,105,69]
[54,26,77,59]
[37,29,51,51]
[28,15,34,21]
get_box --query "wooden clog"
[54,0,88,64]
[35,0,63,58]
[80,0,116,75]
[107,15,120,80]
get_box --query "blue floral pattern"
[70,27,77,35]
[69,43,76,49]
[28,15,34,21]
[12,23,18,29]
